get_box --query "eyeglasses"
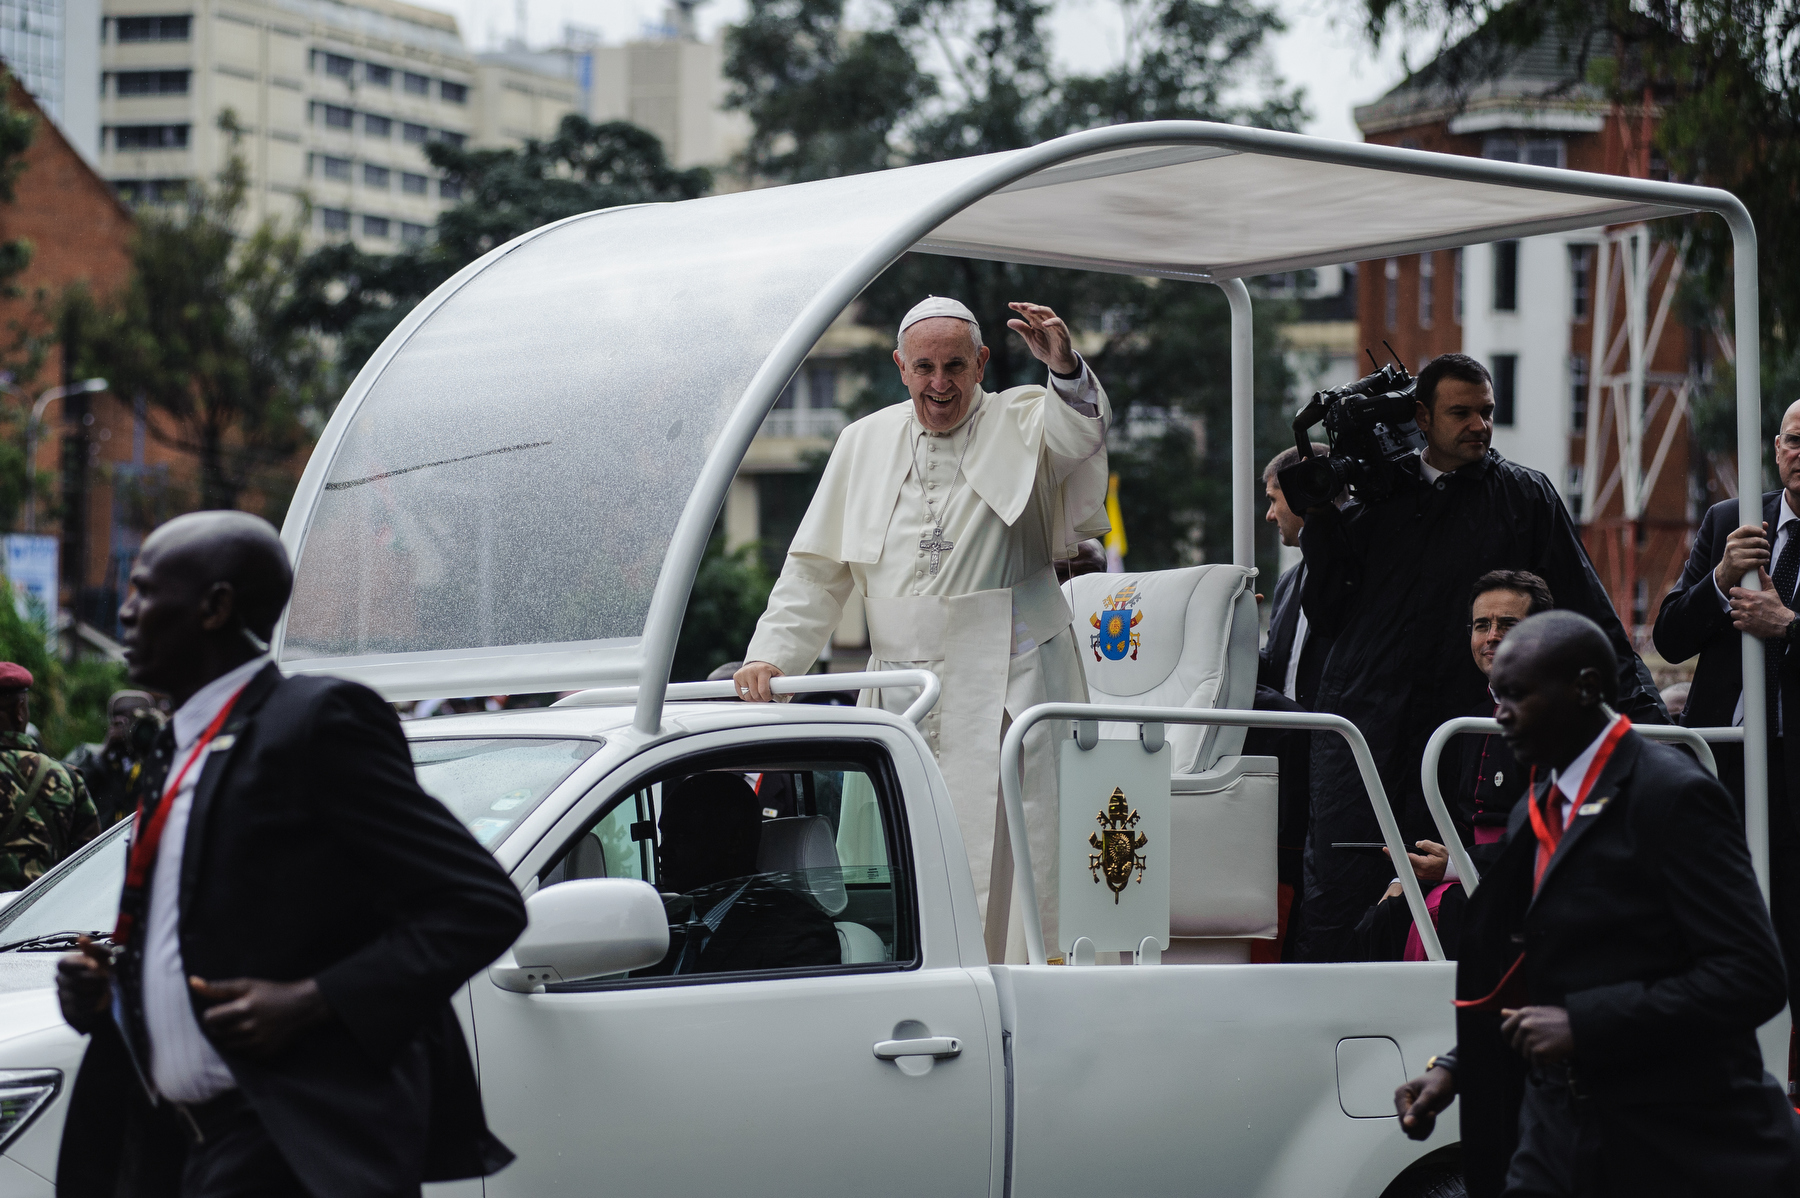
[1469,617,1522,636]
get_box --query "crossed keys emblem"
[1088,787,1148,903]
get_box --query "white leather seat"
[1062,565,1276,959]
[759,815,892,964]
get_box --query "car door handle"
[873,1036,961,1060]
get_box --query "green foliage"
[289,116,712,379]
[0,598,127,756]
[674,535,776,681]
[726,0,1303,570]
[0,71,35,298]
[80,116,323,513]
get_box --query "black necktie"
[1767,526,1800,733]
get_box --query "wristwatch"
[1786,614,1800,646]
[1426,1054,1454,1074]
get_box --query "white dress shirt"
[1283,607,1310,703]
[1548,713,1623,828]
[1712,493,1800,730]
[141,655,267,1104]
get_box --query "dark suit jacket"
[58,664,529,1198]
[1451,729,1797,1197]
[1654,491,1791,736]
[1258,562,1327,709]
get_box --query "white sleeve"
[743,551,856,678]
[1047,354,1100,417]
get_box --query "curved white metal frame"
[276,117,1766,893]
[551,668,943,726]
[999,702,1443,965]
[1419,718,1746,893]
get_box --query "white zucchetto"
[898,295,981,339]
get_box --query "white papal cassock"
[745,364,1110,960]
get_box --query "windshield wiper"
[0,930,109,953]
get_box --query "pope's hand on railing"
[731,661,785,703]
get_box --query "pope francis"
[735,296,1111,961]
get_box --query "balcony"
[759,406,845,439]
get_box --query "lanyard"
[112,687,245,944]
[1526,716,1630,889]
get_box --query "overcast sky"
[439,0,1422,143]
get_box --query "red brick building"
[1353,33,1705,633]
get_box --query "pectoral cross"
[920,525,954,575]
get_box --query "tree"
[674,535,776,681]
[290,116,712,380]
[724,0,1304,570]
[81,119,323,514]
[1353,0,1800,470]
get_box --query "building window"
[1383,257,1398,330]
[403,72,430,96]
[364,114,391,137]
[318,103,353,130]
[400,221,428,245]
[402,122,428,144]
[437,130,466,149]
[1493,241,1519,312]
[317,51,354,79]
[115,70,190,96]
[113,178,187,203]
[320,155,351,181]
[114,15,191,42]
[1418,251,1435,329]
[320,207,350,233]
[1492,354,1518,426]
[1481,136,1566,169]
[363,163,389,188]
[1569,244,1595,322]
[1453,248,1464,324]
[439,177,463,200]
[365,63,392,86]
[440,80,467,103]
[1568,464,1584,519]
[362,215,390,238]
[1570,355,1589,432]
[112,124,190,150]
[400,171,428,195]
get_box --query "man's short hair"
[1263,443,1347,507]
[1508,610,1619,705]
[1471,569,1554,616]
[1416,353,1494,414]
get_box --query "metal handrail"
[553,668,942,726]
[998,703,1442,965]
[1420,719,1745,895]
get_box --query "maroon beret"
[0,663,33,691]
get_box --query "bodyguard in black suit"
[1395,612,1798,1197]
[1654,414,1800,1002]
[1258,442,1333,707]
[54,512,528,1198]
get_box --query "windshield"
[0,735,593,945]
[410,736,600,847]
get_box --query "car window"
[541,746,913,985]
[411,737,600,848]
[0,820,129,943]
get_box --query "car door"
[472,723,1001,1198]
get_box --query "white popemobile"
[0,122,1770,1198]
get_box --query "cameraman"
[1293,353,1664,962]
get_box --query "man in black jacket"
[53,511,528,1198]
[1393,612,1796,1197]
[1295,353,1664,962]
[1653,397,1800,1006]
[1259,442,1336,708]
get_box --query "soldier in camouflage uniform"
[0,663,99,890]
[62,689,163,828]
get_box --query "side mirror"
[489,878,669,993]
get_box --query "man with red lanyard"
[1393,611,1798,1197]
[52,511,527,1198]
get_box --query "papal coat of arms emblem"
[1088,580,1144,661]
[1088,787,1148,903]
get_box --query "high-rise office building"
[0,0,101,164]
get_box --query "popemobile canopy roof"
[273,120,1750,710]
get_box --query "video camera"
[1275,359,1423,511]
